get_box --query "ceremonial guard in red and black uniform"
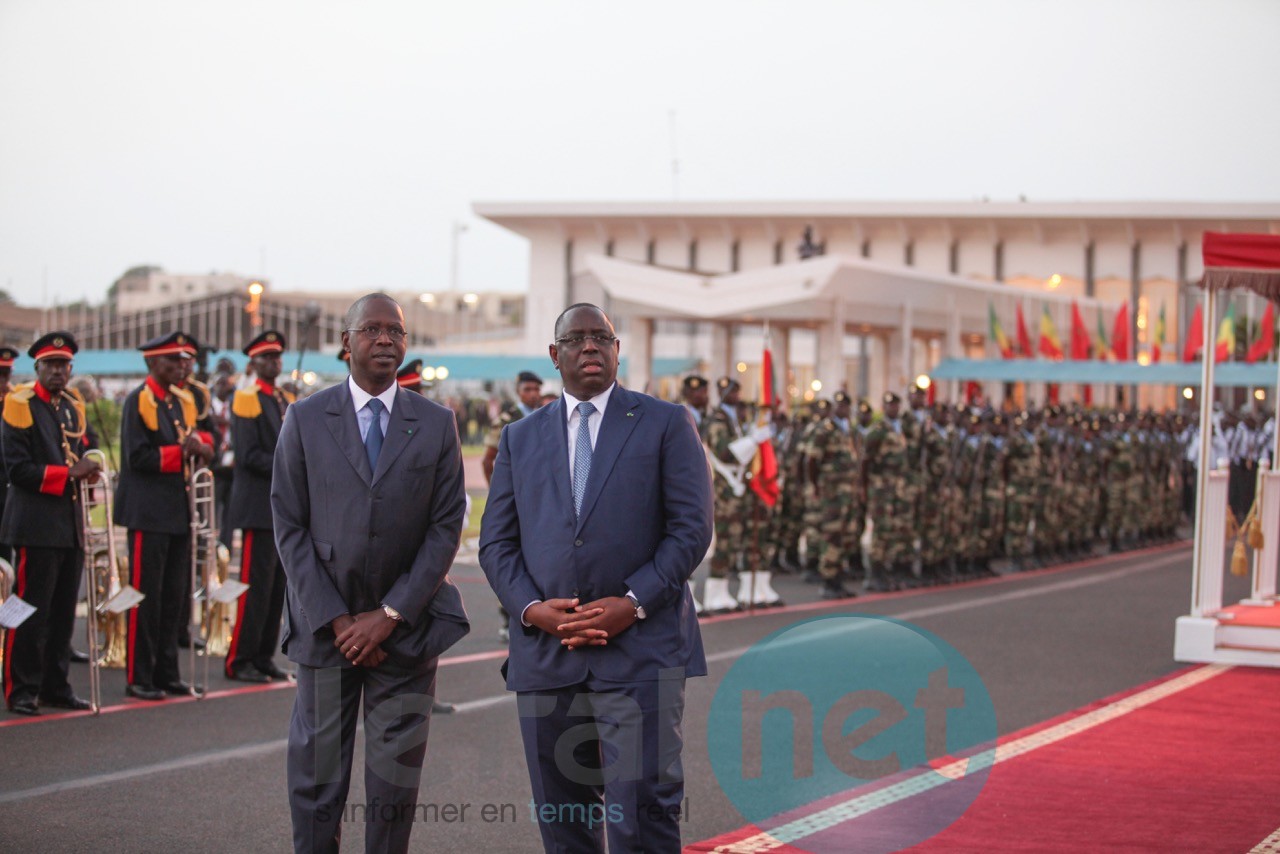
[114,332,214,701]
[0,345,18,567]
[224,330,293,682]
[176,336,220,651]
[1,333,100,715]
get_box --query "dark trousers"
[214,470,234,549]
[3,546,81,707]
[225,528,285,676]
[517,676,688,854]
[288,661,439,854]
[125,530,190,689]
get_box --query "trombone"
[78,448,131,714]
[188,465,217,698]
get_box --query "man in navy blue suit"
[479,303,714,853]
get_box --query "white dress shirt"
[348,375,396,442]
[563,383,616,478]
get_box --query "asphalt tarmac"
[0,540,1241,853]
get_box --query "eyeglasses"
[554,334,618,349]
[347,325,408,341]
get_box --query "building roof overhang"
[582,253,1115,329]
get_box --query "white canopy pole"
[1191,288,1217,618]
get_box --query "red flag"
[1015,302,1033,358]
[749,336,780,507]
[1111,302,1130,361]
[1070,302,1091,360]
[1183,303,1204,362]
[1246,301,1276,363]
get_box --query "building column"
[946,295,962,403]
[708,320,733,382]
[771,325,791,406]
[626,316,654,393]
[815,298,846,393]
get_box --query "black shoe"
[178,636,207,651]
[432,700,456,714]
[802,569,823,584]
[69,648,91,664]
[8,698,40,716]
[126,685,166,701]
[161,680,198,696]
[821,580,857,600]
[41,694,92,711]
[256,662,290,680]
[227,665,271,684]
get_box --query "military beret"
[244,329,286,357]
[139,331,194,358]
[857,398,873,413]
[717,377,741,394]
[883,391,901,405]
[29,331,78,361]
[0,346,17,368]
[517,371,543,385]
[833,391,852,405]
[682,375,708,391]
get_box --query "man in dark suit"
[114,331,214,701]
[1,333,99,715]
[479,303,714,853]
[225,330,293,683]
[272,293,469,854]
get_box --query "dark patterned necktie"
[573,401,596,516]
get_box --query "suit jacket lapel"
[540,397,573,522]
[575,385,642,532]
[326,384,372,485]
[372,388,419,485]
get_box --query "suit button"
[575,539,583,547]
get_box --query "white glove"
[728,435,759,466]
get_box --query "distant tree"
[0,289,14,305]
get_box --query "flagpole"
[1191,286,1217,618]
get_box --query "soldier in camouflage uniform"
[482,370,543,641]
[1103,414,1138,551]
[702,378,747,612]
[704,377,783,611]
[680,374,709,432]
[954,412,988,576]
[1034,407,1064,560]
[1004,412,1040,570]
[797,399,831,582]
[770,405,807,574]
[864,392,912,590]
[849,399,875,578]
[918,403,959,582]
[974,413,1009,574]
[805,392,859,599]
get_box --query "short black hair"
[345,293,401,329]
[553,303,612,340]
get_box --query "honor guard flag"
[1111,302,1130,362]
[1038,306,1064,360]
[989,303,1014,359]
[1015,302,1034,358]
[1095,310,1110,360]
[1246,301,1275,363]
[1070,301,1092,360]
[1183,303,1204,362]
[749,331,780,508]
[1215,303,1237,362]
[1151,303,1167,363]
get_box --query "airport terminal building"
[476,200,1280,407]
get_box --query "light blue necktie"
[364,399,385,471]
[573,401,596,516]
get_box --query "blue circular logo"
[707,614,997,853]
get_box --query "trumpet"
[78,449,129,714]
[188,466,217,698]
[0,555,13,682]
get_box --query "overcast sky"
[2,0,1277,306]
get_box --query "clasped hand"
[333,611,397,667]
[525,597,637,650]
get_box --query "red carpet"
[1219,602,1280,629]
[688,665,1280,853]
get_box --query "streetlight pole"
[450,220,468,295]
